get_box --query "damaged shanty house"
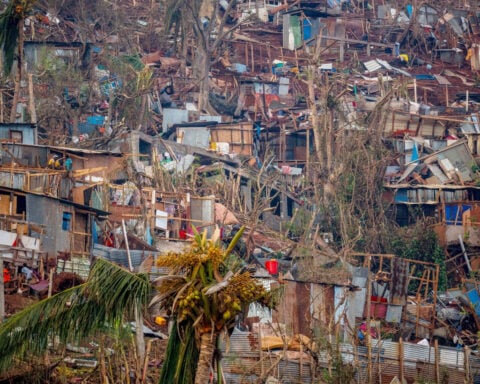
[219,246,480,383]
[0,142,124,279]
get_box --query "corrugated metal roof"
[0,172,26,190]
[436,142,475,182]
[3,143,122,156]
[460,114,480,134]
[376,59,412,77]
[331,340,467,384]
[363,60,382,73]
[93,243,160,270]
[427,164,449,184]
[221,328,314,383]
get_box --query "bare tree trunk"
[10,18,24,123]
[324,73,334,172]
[326,109,334,172]
[194,47,211,112]
[135,304,145,382]
[195,331,217,384]
[306,68,322,166]
[180,27,188,78]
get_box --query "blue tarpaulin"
[411,142,419,162]
[415,74,436,80]
[231,63,247,73]
[86,116,105,125]
[303,19,312,40]
[467,289,480,316]
[445,205,471,225]
[394,189,408,203]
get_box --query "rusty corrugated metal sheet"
[223,333,475,383]
[317,340,470,384]
[0,171,25,190]
[390,257,409,305]
[276,280,313,336]
[221,328,314,384]
[311,283,334,327]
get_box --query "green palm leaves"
[0,258,150,373]
[154,226,274,384]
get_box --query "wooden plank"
[28,74,37,125]
[434,74,452,86]
[72,167,107,177]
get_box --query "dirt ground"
[4,292,37,316]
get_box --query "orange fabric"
[3,268,11,283]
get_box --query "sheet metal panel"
[427,164,448,184]
[223,333,472,384]
[436,142,475,182]
[176,127,210,149]
[363,60,382,73]
[0,124,35,144]
[222,347,313,383]
[347,341,466,383]
[26,194,71,257]
[222,328,314,383]
[93,243,160,270]
[396,163,417,184]
[0,171,25,189]
[434,74,452,85]
[390,257,409,305]
[162,108,189,132]
[190,196,215,236]
[350,288,366,318]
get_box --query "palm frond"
[150,276,187,307]
[152,274,186,285]
[224,226,245,257]
[0,258,150,373]
[0,283,84,372]
[160,320,199,384]
[204,271,234,295]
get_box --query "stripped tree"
[164,0,243,113]
[0,0,36,122]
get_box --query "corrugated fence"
[221,329,480,383]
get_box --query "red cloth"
[3,268,11,283]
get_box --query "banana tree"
[153,226,274,384]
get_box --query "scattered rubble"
[3,0,480,382]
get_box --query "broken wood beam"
[72,167,108,178]
[458,235,472,273]
[28,73,37,126]
[305,34,393,49]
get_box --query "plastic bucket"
[265,259,279,275]
[370,303,388,319]
[369,296,388,319]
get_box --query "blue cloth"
[22,266,33,280]
[65,158,73,171]
[411,142,419,162]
